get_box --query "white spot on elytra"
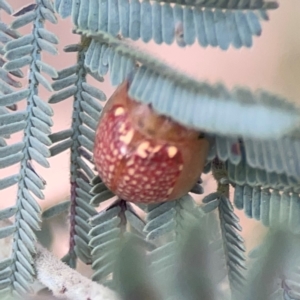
[114,107,125,116]
[167,146,178,158]
[127,159,134,166]
[128,168,135,176]
[107,155,114,161]
[136,141,150,158]
[105,155,112,161]
[119,129,134,145]
[109,165,114,172]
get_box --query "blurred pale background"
[2,0,300,256]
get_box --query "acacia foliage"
[0,1,299,299]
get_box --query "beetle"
[93,80,210,203]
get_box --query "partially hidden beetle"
[93,80,210,203]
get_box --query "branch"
[35,244,121,300]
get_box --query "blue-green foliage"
[142,195,207,299]
[234,185,300,233]
[79,32,300,140]
[0,0,58,297]
[0,0,300,299]
[48,40,106,268]
[55,0,278,50]
[88,195,150,288]
[208,134,300,235]
[210,135,300,180]
[207,135,299,181]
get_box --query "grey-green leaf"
[0,225,16,239]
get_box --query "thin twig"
[35,244,121,300]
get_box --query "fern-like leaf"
[211,135,300,180]
[243,137,300,179]
[79,33,300,140]
[202,192,246,299]
[209,139,300,233]
[0,0,58,296]
[48,38,104,268]
[55,0,277,50]
[139,195,203,298]
[218,195,246,297]
[203,160,246,299]
[234,185,300,234]
[0,0,13,15]
[150,0,278,10]
[88,197,151,289]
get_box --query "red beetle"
[93,80,209,203]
